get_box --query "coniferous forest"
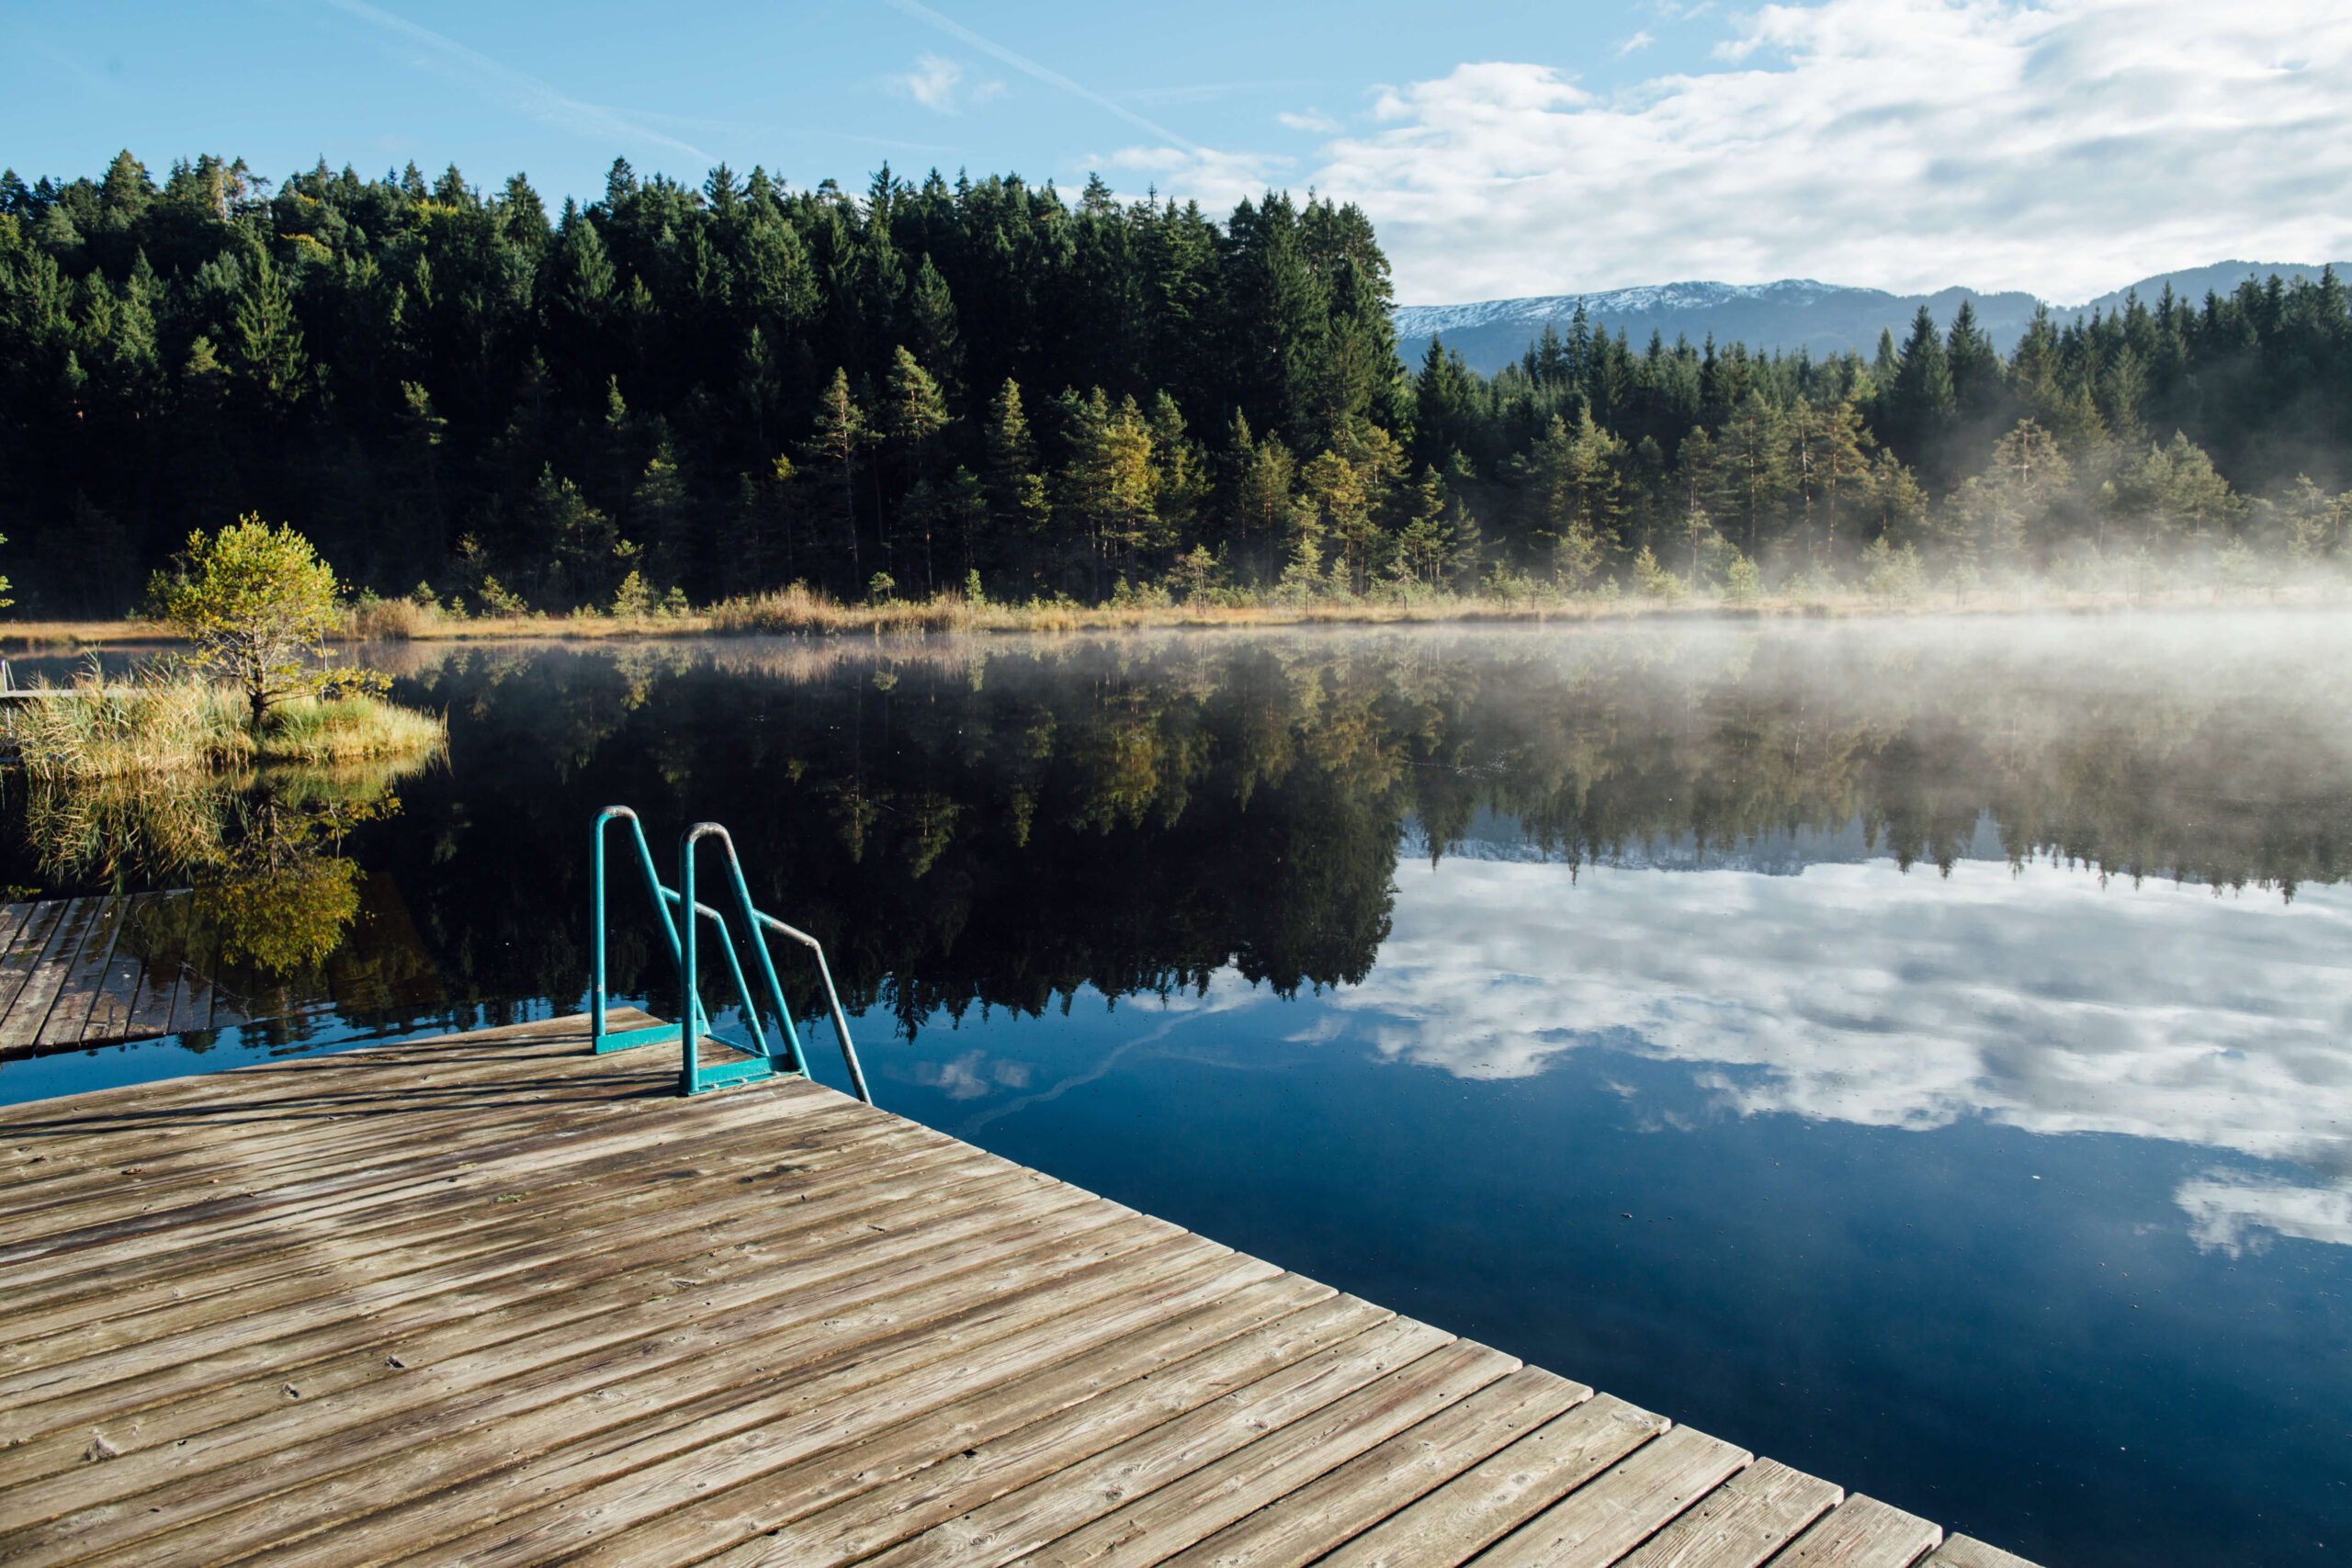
[4,149,2351,618]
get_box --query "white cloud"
[1102,143,1291,210]
[1277,108,1343,134]
[1314,855,2352,1251]
[1616,29,1657,57]
[2176,1171,2352,1257]
[893,51,1001,115]
[1300,0,2352,302]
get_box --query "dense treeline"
[3,149,2350,616]
[1425,277,2352,595]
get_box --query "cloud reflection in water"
[1307,852,2352,1252]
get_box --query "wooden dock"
[0,1012,2041,1567]
[0,886,443,1058]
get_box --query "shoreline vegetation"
[6,522,447,778]
[0,573,2344,651]
[6,671,447,778]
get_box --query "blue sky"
[8,0,2352,304]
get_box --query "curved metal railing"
[590,806,869,1102]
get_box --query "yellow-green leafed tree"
[152,515,344,729]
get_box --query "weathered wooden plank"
[1920,1533,2042,1568]
[0,899,96,1052]
[0,1065,870,1269]
[0,1017,685,1185]
[0,1147,1048,1455]
[121,960,179,1040]
[0,1111,949,1394]
[0,1084,830,1280]
[1311,1392,1670,1568]
[0,1087,909,1323]
[1010,1339,1522,1568]
[30,1204,1189,1568]
[1618,1458,1844,1568]
[33,896,130,1048]
[1476,1425,1754,1568]
[0,1018,2003,1568]
[0,1050,852,1262]
[843,1319,1466,1568]
[80,893,157,1043]
[1159,1366,1595,1568]
[0,1138,988,1485]
[4,1176,1125,1524]
[0,1094,926,1366]
[0,906,32,979]
[0,1113,965,1362]
[676,1280,1374,1568]
[318,1239,1284,1568]
[1766,1495,1944,1566]
[0,900,61,1020]
[0,1010,628,1130]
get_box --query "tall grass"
[707,583,986,635]
[250,694,447,764]
[6,668,446,778]
[343,596,433,640]
[7,673,238,779]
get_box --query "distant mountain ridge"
[1393,261,2352,377]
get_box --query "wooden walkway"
[0,1013,2041,1568]
[0,885,442,1058]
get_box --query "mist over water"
[5,611,2348,1566]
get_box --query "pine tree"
[1228,415,1298,585]
[1057,389,1158,592]
[1672,427,1725,587]
[908,254,963,389]
[1884,306,1957,479]
[1945,299,2004,427]
[886,346,949,589]
[1393,466,1454,587]
[1716,390,1788,559]
[984,379,1050,580]
[229,251,310,412]
[808,367,866,575]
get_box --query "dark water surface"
[5,615,2349,1567]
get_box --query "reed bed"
[6,673,446,778]
[246,694,448,765]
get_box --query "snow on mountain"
[1391,263,2350,376]
[1391,279,1846,342]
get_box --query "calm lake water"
[5,615,2349,1568]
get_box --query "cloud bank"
[1217,0,2352,303]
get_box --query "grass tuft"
[6,670,446,778]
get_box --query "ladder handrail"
[591,808,794,1084]
[592,806,710,1043]
[682,822,866,1101]
[751,909,871,1106]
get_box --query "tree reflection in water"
[23,755,429,977]
[305,615,2352,1037]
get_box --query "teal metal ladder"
[590,806,871,1102]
